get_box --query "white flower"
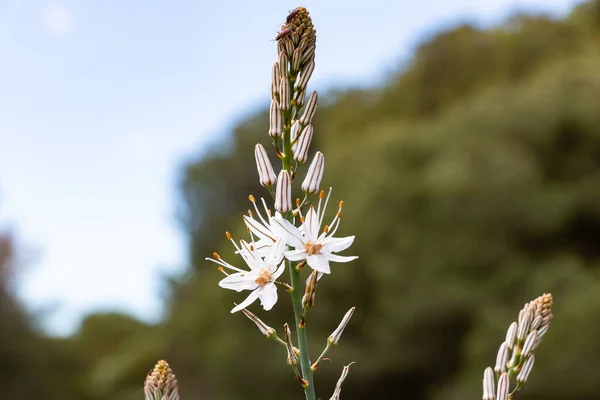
[273,189,357,274]
[243,196,286,264]
[207,241,285,313]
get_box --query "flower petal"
[231,287,263,313]
[284,249,309,261]
[272,214,305,248]
[243,215,276,243]
[322,253,358,263]
[272,260,287,280]
[259,283,278,311]
[321,235,355,253]
[265,237,286,265]
[304,207,320,242]
[306,254,331,274]
[219,273,259,292]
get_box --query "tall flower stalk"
[204,7,356,400]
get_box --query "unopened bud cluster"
[483,293,553,400]
[144,360,179,400]
[260,6,323,207]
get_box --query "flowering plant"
[144,7,554,400]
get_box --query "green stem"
[312,343,333,371]
[289,262,316,399]
[281,80,316,400]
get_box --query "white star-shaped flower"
[243,195,287,264]
[207,240,286,313]
[273,191,357,274]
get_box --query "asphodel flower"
[207,240,285,313]
[273,189,357,274]
[243,195,286,262]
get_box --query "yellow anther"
[213,252,220,260]
[296,198,301,207]
[339,200,344,208]
[319,190,325,199]
[249,194,256,203]
[323,224,329,233]
[225,231,232,240]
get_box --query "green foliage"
[4,2,600,399]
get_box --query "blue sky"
[0,0,580,336]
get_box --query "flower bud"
[302,270,319,309]
[329,363,354,400]
[328,307,355,345]
[505,322,518,350]
[269,99,282,138]
[517,308,532,341]
[275,170,292,213]
[271,62,280,99]
[291,47,302,72]
[496,373,509,400]
[301,151,324,194]
[536,324,549,339]
[293,125,313,163]
[284,323,299,365]
[280,77,290,111]
[517,355,535,384]
[290,31,300,46]
[494,342,508,373]
[241,307,276,338]
[297,60,315,91]
[299,91,318,125]
[298,36,308,54]
[285,40,294,59]
[295,89,306,108]
[144,360,179,400]
[255,144,277,187]
[291,120,302,141]
[522,330,537,357]
[482,367,496,400]
[530,315,542,331]
[278,51,288,81]
[301,43,316,66]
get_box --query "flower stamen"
[304,241,323,255]
[255,269,273,286]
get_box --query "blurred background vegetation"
[2,1,600,399]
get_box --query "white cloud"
[42,3,73,36]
